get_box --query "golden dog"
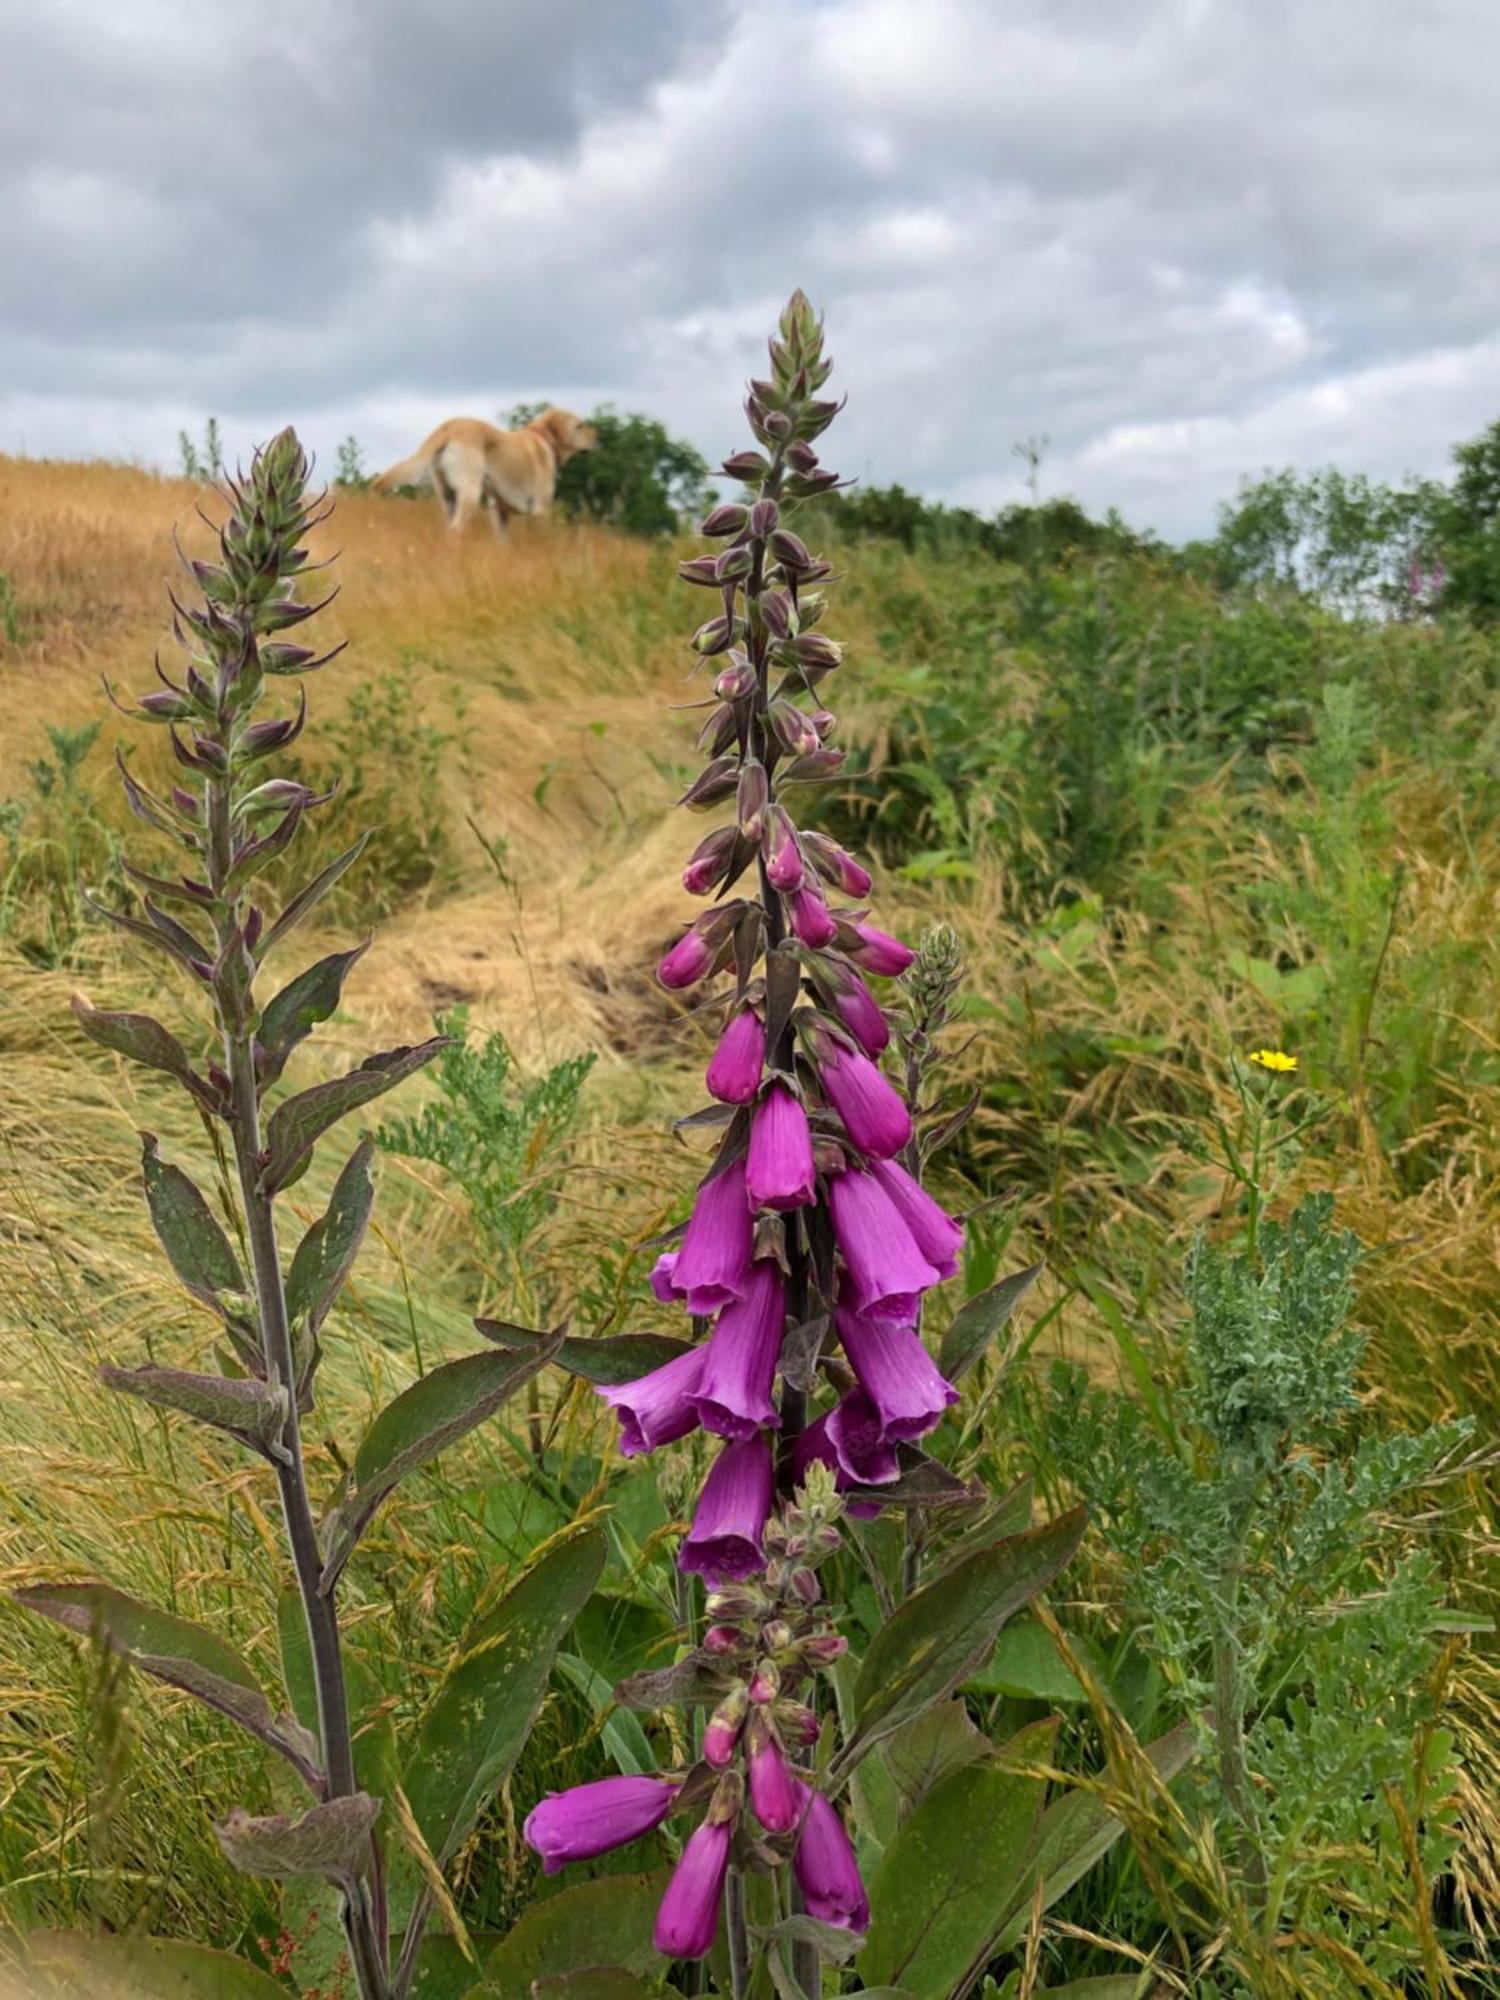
[373,407,598,535]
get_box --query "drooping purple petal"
[792,1786,870,1931]
[819,1042,911,1159]
[869,1157,964,1279]
[679,1435,774,1581]
[826,1385,902,1485]
[748,1716,801,1833]
[837,1305,958,1443]
[845,922,914,977]
[746,1083,816,1211]
[653,1816,732,1959]
[524,1775,678,1874]
[597,1346,707,1457]
[706,1009,766,1105]
[828,1168,941,1323]
[674,1158,754,1314]
[691,1262,785,1440]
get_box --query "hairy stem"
[725,1866,751,2000]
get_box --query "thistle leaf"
[258,1037,449,1195]
[320,1336,565,1587]
[474,1317,692,1386]
[216,1794,380,1884]
[10,1581,319,1787]
[938,1261,1045,1382]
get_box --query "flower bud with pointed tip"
[683,825,738,896]
[802,830,871,898]
[763,806,804,892]
[702,502,750,537]
[706,1007,766,1104]
[703,1684,749,1767]
[737,760,769,840]
[789,883,838,950]
[767,699,820,760]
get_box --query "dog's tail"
[372,444,436,493]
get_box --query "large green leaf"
[321,1337,565,1586]
[285,1138,376,1335]
[478,1871,670,1997]
[97,1363,286,1456]
[407,1526,607,1866]
[859,1722,1052,1997]
[140,1136,246,1315]
[257,940,370,1085]
[258,1037,448,1195]
[530,1973,660,1999]
[216,1794,380,1883]
[833,1507,1086,1778]
[938,1261,1045,1381]
[17,1931,291,1998]
[879,1698,990,1822]
[71,996,217,1112]
[11,1581,318,1786]
[475,1318,691,1385]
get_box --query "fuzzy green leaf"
[17,1931,293,1998]
[478,1870,670,1997]
[98,1363,286,1455]
[216,1794,380,1883]
[141,1135,246,1315]
[938,1261,1045,1381]
[258,833,372,958]
[10,1581,318,1786]
[71,997,216,1111]
[530,1973,659,2000]
[321,1336,565,1586]
[286,1138,377,1336]
[257,940,370,1085]
[474,1317,691,1386]
[834,1506,1086,1778]
[408,1525,607,1867]
[258,1037,448,1195]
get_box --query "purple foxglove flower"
[789,883,838,949]
[654,1817,732,1960]
[674,1158,754,1314]
[746,1083,816,1211]
[704,1686,749,1766]
[706,1009,766,1104]
[658,924,714,991]
[790,1412,882,1519]
[691,1261,785,1440]
[737,759,769,840]
[804,828,876,900]
[598,1345,706,1457]
[845,921,915,977]
[680,1435,774,1580]
[748,1716,801,1833]
[826,1385,901,1485]
[827,966,890,1056]
[819,1041,911,1159]
[792,1787,869,1932]
[763,807,804,892]
[868,1158,964,1279]
[828,1169,940,1323]
[702,501,749,537]
[650,1252,681,1304]
[682,826,737,896]
[524,1775,678,1874]
[837,1305,958,1443]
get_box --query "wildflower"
[691,1262,786,1440]
[827,1168,940,1323]
[842,921,914,977]
[868,1157,963,1279]
[825,1385,902,1485]
[703,1686,749,1767]
[817,962,891,1057]
[653,1815,734,1959]
[597,1345,706,1457]
[836,1305,959,1443]
[524,1775,679,1873]
[802,829,871,898]
[817,1040,912,1159]
[791,1412,883,1518]
[672,1158,754,1313]
[680,1435,775,1580]
[763,806,804,891]
[706,1009,766,1104]
[792,1787,869,1931]
[747,1713,801,1833]
[789,881,839,949]
[1248,1048,1298,1072]
[746,1083,816,1211]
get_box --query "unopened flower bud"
[715,544,753,583]
[678,755,739,810]
[777,1701,820,1747]
[715,657,755,701]
[737,760,769,841]
[683,825,738,896]
[678,555,722,587]
[762,409,793,440]
[801,1633,848,1665]
[788,1566,821,1605]
[691,615,735,656]
[762,1619,793,1652]
[760,590,793,640]
[707,1586,766,1622]
[810,709,836,740]
[802,830,871,898]
[767,699,820,760]
[782,748,845,783]
[702,502,750,537]
[707,1769,745,1823]
[702,1623,746,1657]
[721,451,769,483]
[762,807,804,892]
[788,883,838,949]
[770,529,812,571]
[704,1685,750,1767]
[795,634,842,674]
[748,1659,780,1704]
[785,441,819,473]
[137,689,194,722]
[658,902,745,990]
[750,499,780,537]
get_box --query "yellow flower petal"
[1248,1048,1298,1073]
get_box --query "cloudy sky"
[5,0,1499,539]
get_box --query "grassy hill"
[1,454,1496,1989]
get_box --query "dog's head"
[537,407,599,462]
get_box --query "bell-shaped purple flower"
[828,1169,940,1324]
[525,1775,678,1874]
[826,1385,901,1485]
[792,1786,870,1931]
[830,967,890,1056]
[653,1817,733,1959]
[789,882,838,948]
[673,1158,754,1314]
[650,1252,681,1304]
[746,1083,816,1211]
[844,921,914,977]
[658,926,715,991]
[598,1344,706,1457]
[803,829,872,898]
[869,1157,963,1279]
[818,1041,911,1159]
[837,1304,958,1443]
[748,1714,801,1833]
[680,1435,774,1580]
[790,1411,882,1519]
[706,1009,766,1104]
[682,825,737,896]
[691,1262,785,1440]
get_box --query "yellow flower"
[1248,1048,1298,1073]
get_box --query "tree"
[1433,416,1500,623]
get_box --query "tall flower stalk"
[524,295,981,1980]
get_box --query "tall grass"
[1,453,1495,1990]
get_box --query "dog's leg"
[441,441,486,534]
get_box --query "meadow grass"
[1,454,1496,1992]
